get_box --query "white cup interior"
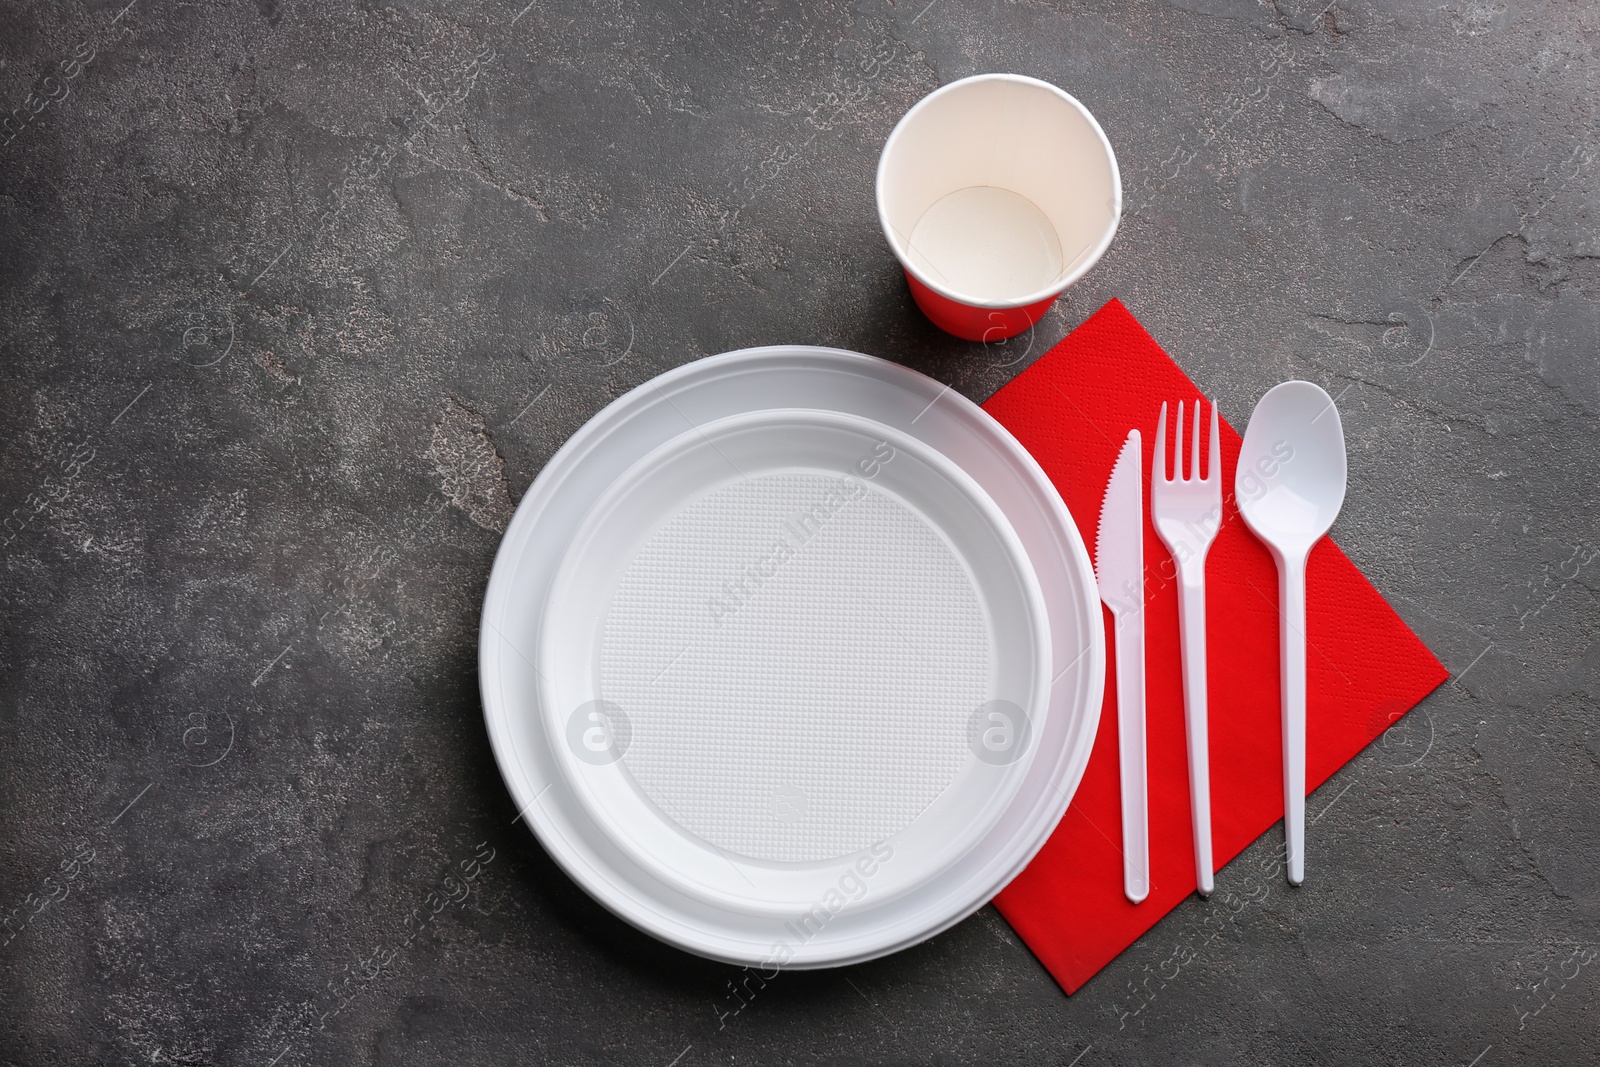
[877,74,1121,307]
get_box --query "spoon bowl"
[1235,380,1347,887]
[1235,382,1348,559]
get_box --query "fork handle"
[1176,567,1214,896]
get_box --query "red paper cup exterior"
[878,76,1119,343]
[905,271,1059,342]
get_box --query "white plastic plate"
[480,347,1104,968]
[541,408,1049,915]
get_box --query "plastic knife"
[1095,429,1149,905]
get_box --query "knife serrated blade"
[1096,430,1145,617]
[1095,428,1149,904]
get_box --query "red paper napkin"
[984,299,1448,994]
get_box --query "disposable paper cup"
[876,74,1121,342]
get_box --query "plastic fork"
[1151,399,1221,896]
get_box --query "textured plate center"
[600,472,989,863]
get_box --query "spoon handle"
[1279,554,1308,885]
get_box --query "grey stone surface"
[2,0,1596,1063]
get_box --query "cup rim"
[876,73,1123,311]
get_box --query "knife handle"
[1114,607,1149,904]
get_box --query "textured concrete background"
[2,0,1596,1063]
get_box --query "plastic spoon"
[1234,381,1347,885]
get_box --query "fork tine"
[1155,401,1169,483]
[1209,397,1220,483]
[1191,399,1202,482]
[1174,399,1184,480]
